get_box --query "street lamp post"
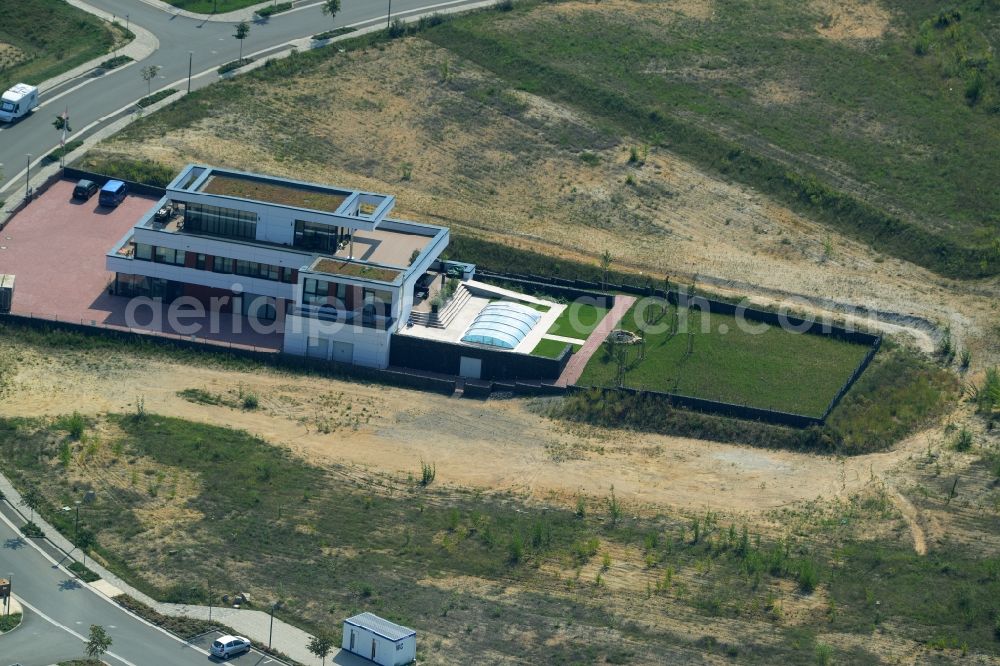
[74,500,81,540]
[188,51,194,94]
[387,0,392,28]
[125,14,129,33]
[268,601,282,648]
[24,154,31,201]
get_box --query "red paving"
[556,295,637,387]
[0,179,281,351]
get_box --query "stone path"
[555,295,637,387]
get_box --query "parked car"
[72,179,99,201]
[210,635,252,659]
[98,179,128,208]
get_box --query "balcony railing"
[293,304,394,330]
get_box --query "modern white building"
[342,612,416,666]
[106,165,449,368]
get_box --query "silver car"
[210,634,252,659]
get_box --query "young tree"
[600,250,613,291]
[76,528,96,569]
[307,633,335,665]
[86,624,113,660]
[321,0,341,26]
[234,21,251,62]
[20,484,41,522]
[141,65,160,96]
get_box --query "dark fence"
[63,167,168,198]
[0,313,456,395]
[476,271,879,346]
[390,333,570,381]
[821,336,881,421]
[474,270,882,427]
[571,386,824,429]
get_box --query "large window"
[213,256,234,273]
[134,243,153,261]
[185,203,257,240]
[293,220,340,252]
[154,246,186,266]
[302,278,328,305]
[235,260,279,281]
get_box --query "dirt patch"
[753,79,808,106]
[0,42,27,69]
[812,0,891,42]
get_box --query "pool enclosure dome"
[461,302,541,350]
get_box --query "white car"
[210,635,252,659]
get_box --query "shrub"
[65,411,85,440]
[256,2,292,17]
[218,58,253,75]
[20,521,44,538]
[136,88,177,109]
[99,55,132,69]
[420,460,436,486]
[798,558,819,593]
[242,393,259,410]
[953,426,973,452]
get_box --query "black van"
[72,179,99,201]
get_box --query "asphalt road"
[0,0,486,196]
[0,508,211,665]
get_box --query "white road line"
[0,509,211,658]
[16,596,139,666]
[38,60,142,111]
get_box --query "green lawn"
[545,302,608,339]
[531,337,580,358]
[578,303,870,416]
[0,0,128,91]
[425,0,1000,277]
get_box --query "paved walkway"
[0,472,319,665]
[555,295,637,387]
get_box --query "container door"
[459,356,482,379]
[307,337,329,360]
[332,341,354,364]
[349,630,355,651]
[371,638,377,661]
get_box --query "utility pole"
[74,500,81,540]
[387,0,392,28]
[187,51,193,93]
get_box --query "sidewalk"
[0,472,319,665]
[39,0,159,94]
[556,295,637,387]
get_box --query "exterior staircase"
[410,284,471,329]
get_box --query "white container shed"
[342,612,416,666]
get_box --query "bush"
[68,561,101,582]
[99,55,132,70]
[953,426,973,452]
[218,58,253,75]
[242,393,259,410]
[72,155,175,188]
[420,460,436,486]
[136,88,177,109]
[312,27,355,41]
[255,2,292,17]
[797,558,819,593]
[43,140,84,164]
[21,520,44,538]
[63,411,85,440]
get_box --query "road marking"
[0,509,211,658]
[16,597,139,666]
[37,60,141,111]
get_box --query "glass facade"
[132,243,295,284]
[184,203,257,240]
[154,246,186,266]
[294,220,341,252]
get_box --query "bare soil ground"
[0,343,959,518]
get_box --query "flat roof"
[310,258,401,282]
[199,173,348,212]
[344,613,415,642]
[333,228,430,267]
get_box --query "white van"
[0,83,38,123]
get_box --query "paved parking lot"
[0,179,281,351]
